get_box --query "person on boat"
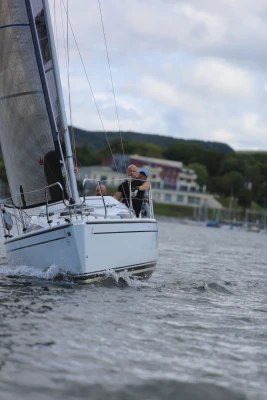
[95,184,107,196]
[113,164,150,217]
[139,169,151,218]
[139,169,150,199]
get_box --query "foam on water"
[0,263,66,280]
[0,263,152,288]
[103,268,151,288]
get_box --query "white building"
[128,155,198,191]
[76,166,125,188]
[153,188,222,209]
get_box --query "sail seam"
[0,24,30,30]
[0,91,42,101]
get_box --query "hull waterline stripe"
[0,24,30,30]
[6,236,66,253]
[75,261,156,276]
[86,220,157,225]
[73,262,157,281]
[94,230,158,234]
[79,268,154,283]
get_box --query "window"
[188,196,196,204]
[164,193,171,201]
[177,195,184,203]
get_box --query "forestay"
[0,0,67,208]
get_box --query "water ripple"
[0,222,266,400]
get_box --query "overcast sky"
[49,0,267,151]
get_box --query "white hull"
[3,199,158,282]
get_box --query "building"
[152,188,222,209]
[102,154,198,191]
[77,165,222,209]
[76,166,125,195]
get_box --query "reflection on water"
[0,221,266,400]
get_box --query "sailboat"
[0,0,158,283]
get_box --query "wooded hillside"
[72,127,234,154]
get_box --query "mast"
[42,0,80,204]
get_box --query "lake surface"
[0,220,266,400]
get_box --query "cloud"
[48,0,267,150]
[189,59,256,99]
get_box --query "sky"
[48,0,267,151]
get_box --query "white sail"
[0,0,66,208]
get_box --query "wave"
[44,380,247,400]
[194,281,233,294]
[207,282,234,294]
[102,269,151,288]
[0,264,72,281]
[0,264,151,289]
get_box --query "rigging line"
[59,0,69,76]
[65,0,77,170]
[97,0,127,175]
[61,1,119,173]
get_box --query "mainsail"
[0,0,67,208]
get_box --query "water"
[0,220,266,400]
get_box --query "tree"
[188,163,208,187]
[216,171,244,197]
[259,162,267,178]
[94,139,162,161]
[163,143,205,165]
[208,176,220,194]
[244,164,262,202]
[76,144,94,166]
[257,182,267,207]
[238,187,252,209]
[220,155,245,175]
[199,149,226,176]
[131,142,162,158]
